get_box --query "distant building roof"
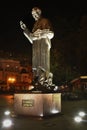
[70,76,87,83]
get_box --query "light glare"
[40,113,43,117]
[51,109,59,114]
[74,116,82,122]
[2,119,12,127]
[78,111,86,117]
[54,86,58,91]
[4,110,10,115]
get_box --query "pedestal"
[14,93,61,117]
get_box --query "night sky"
[0,0,86,54]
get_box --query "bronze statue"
[20,7,55,88]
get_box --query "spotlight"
[78,111,86,117]
[54,86,58,91]
[2,119,12,127]
[74,116,82,123]
[4,110,10,116]
[51,109,59,114]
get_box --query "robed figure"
[20,7,54,86]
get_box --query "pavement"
[0,94,87,130]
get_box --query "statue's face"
[32,9,41,21]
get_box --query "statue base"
[14,92,61,117]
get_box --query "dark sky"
[0,0,86,54]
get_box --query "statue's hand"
[20,21,26,30]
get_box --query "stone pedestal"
[14,93,61,117]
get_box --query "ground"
[0,94,87,130]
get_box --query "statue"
[20,7,56,91]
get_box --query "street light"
[8,77,16,84]
[7,77,16,91]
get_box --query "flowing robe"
[32,18,54,77]
[23,17,54,78]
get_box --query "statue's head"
[32,7,42,21]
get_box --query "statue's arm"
[33,29,54,40]
[20,21,54,43]
[20,21,41,43]
[23,29,33,44]
[42,29,54,39]
[20,21,33,44]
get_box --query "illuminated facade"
[0,59,32,91]
[0,59,20,82]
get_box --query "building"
[0,58,32,92]
[0,59,20,81]
[70,76,87,91]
